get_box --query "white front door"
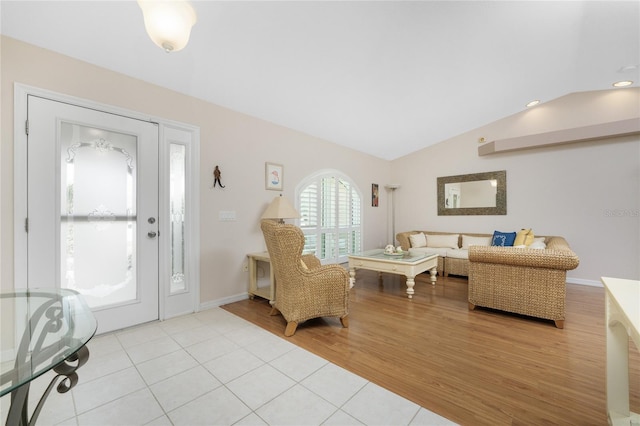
[27,95,160,334]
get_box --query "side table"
[247,251,276,304]
[601,276,640,426]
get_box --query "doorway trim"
[13,83,201,321]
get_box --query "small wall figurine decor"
[213,165,225,188]
[372,183,379,207]
[265,162,283,191]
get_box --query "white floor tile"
[159,314,205,335]
[11,308,456,426]
[75,348,132,383]
[322,409,366,425]
[224,323,272,347]
[136,349,199,385]
[170,324,221,348]
[144,414,173,425]
[115,323,169,349]
[234,412,269,425]
[202,348,265,384]
[72,366,146,414]
[410,407,458,425]
[342,382,421,426]
[76,388,164,426]
[193,307,241,325]
[185,333,240,364]
[201,311,254,334]
[167,386,251,425]
[125,335,182,364]
[0,393,8,423]
[149,365,221,412]
[256,384,338,425]
[85,333,123,359]
[55,416,80,426]
[270,346,329,382]
[301,362,368,407]
[192,307,233,323]
[226,364,296,410]
[243,332,298,363]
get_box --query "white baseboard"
[163,308,199,321]
[199,293,249,311]
[566,277,602,287]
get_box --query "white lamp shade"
[261,195,300,220]
[138,0,197,52]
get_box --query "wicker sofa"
[468,237,579,328]
[396,230,491,277]
[396,230,580,328]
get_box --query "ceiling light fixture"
[525,100,541,108]
[617,65,638,73]
[138,0,197,53]
[613,80,633,88]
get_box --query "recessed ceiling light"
[526,100,541,108]
[618,65,638,73]
[613,80,633,87]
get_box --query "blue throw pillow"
[492,231,516,247]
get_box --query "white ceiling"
[2,1,639,160]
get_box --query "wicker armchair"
[468,237,579,328]
[260,220,350,337]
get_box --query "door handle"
[148,231,157,238]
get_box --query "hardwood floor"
[222,270,639,425]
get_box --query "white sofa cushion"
[528,240,547,249]
[409,247,448,257]
[446,249,468,259]
[426,234,459,249]
[461,235,492,249]
[409,232,427,248]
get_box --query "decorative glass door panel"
[27,95,159,334]
[60,122,138,309]
[169,143,186,294]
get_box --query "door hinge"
[25,120,29,136]
[24,218,29,233]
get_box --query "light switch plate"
[219,210,236,221]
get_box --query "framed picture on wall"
[372,183,379,207]
[265,162,283,191]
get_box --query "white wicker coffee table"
[348,249,438,299]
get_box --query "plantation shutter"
[298,172,362,264]
[299,182,318,254]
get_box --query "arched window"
[297,170,362,264]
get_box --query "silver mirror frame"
[437,170,506,215]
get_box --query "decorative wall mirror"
[437,170,506,215]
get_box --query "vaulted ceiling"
[2,1,638,160]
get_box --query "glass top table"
[349,249,432,262]
[348,249,439,298]
[1,289,97,425]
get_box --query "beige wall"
[0,36,391,304]
[2,36,638,302]
[391,88,640,283]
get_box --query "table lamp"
[261,194,300,223]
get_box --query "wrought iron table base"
[6,346,90,426]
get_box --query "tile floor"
[4,307,456,425]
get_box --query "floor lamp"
[385,184,400,245]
